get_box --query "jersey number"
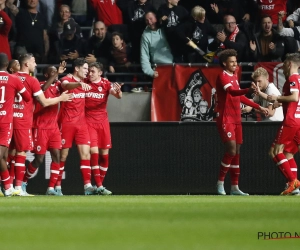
[0,86,5,103]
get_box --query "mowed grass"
[0,196,300,250]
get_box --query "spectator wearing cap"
[15,0,49,63]
[57,19,85,64]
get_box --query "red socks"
[0,170,11,190]
[218,152,234,182]
[48,162,60,188]
[99,154,109,185]
[276,153,295,182]
[230,154,240,185]
[91,153,101,187]
[55,161,65,187]
[23,162,38,183]
[14,155,26,186]
[80,160,91,185]
[288,158,298,179]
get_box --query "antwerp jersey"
[257,0,287,25]
[59,75,86,124]
[0,71,26,123]
[13,72,43,129]
[215,70,242,124]
[33,80,61,129]
[85,77,112,123]
[281,73,300,127]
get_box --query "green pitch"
[0,196,299,250]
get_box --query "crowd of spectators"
[1,0,300,92]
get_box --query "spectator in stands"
[157,0,189,62]
[176,5,217,63]
[39,0,55,28]
[277,11,300,48]
[242,67,283,121]
[15,0,49,63]
[57,19,85,64]
[127,0,156,62]
[0,0,12,59]
[85,21,112,69]
[287,7,300,28]
[3,0,17,56]
[62,0,88,26]
[108,32,132,92]
[140,11,173,78]
[6,0,18,16]
[149,0,166,11]
[249,15,285,62]
[253,0,288,26]
[207,0,250,26]
[89,0,123,26]
[208,15,248,62]
[7,59,20,73]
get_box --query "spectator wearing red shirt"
[0,1,12,59]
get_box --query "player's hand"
[267,94,277,103]
[112,82,123,93]
[153,71,159,78]
[85,54,96,63]
[58,61,67,74]
[259,106,269,116]
[60,90,73,102]
[80,82,91,91]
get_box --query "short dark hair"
[19,53,33,66]
[111,31,123,41]
[0,53,9,70]
[218,49,237,67]
[7,59,17,73]
[72,57,87,71]
[261,14,272,22]
[89,62,104,72]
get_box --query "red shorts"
[272,126,300,154]
[274,125,300,146]
[87,120,112,149]
[216,122,243,144]
[32,127,62,154]
[0,123,13,147]
[60,123,90,148]
[10,128,33,151]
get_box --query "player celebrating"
[215,49,269,196]
[22,63,69,195]
[267,53,300,195]
[58,58,94,195]
[9,53,72,196]
[86,62,122,195]
[0,53,30,196]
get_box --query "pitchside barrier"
[26,122,294,195]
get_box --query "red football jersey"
[257,0,287,25]
[13,72,43,129]
[59,75,86,125]
[85,77,112,123]
[215,70,242,124]
[33,80,61,129]
[281,73,300,127]
[0,71,26,123]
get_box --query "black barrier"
[27,122,294,195]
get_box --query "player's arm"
[42,61,66,92]
[61,80,91,91]
[18,87,30,102]
[226,86,249,96]
[35,91,72,107]
[241,95,269,116]
[109,82,123,99]
[267,90,298,103]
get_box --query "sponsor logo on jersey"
[260,4,274,10]
[72,93,85,98]
[290,82,296,86]
[13,112,23,117]
[0,110,7,115]
[85,92,104,99]
[0,76,8,81]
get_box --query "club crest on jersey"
[98,87,102,92]
[179,70,216,121]
[61,139,65,145]
[36,146,41,152]
[227,132,232,138]
[290,82,296,86]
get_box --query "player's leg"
[90,146,101,187]
[0,146,20,196]
[216,123,237,195]
[46,148,61,195]
[77,144,95,195]
[97,148,112,195]
[55,147,69,194]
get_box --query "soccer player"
[58,58,94,195]
[22,62,69,195]
[86,62,122,195]
[215,49,269,196]
[267,53,300,195]
[0,53,30,196]
[9,53,72,196]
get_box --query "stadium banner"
[255,62,284,91]
[151,65,242,121]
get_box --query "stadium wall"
[26,122,295,195]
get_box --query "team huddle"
[0,53,122,197]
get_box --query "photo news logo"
[258,232,300,240]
